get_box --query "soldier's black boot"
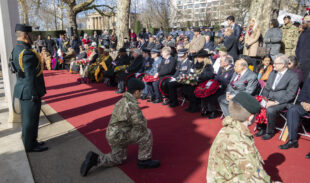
[80,151,99,176]
[137,159,160,169]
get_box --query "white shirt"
[272,68,288,90]
[234,69,247,81]
[213,58,221,74]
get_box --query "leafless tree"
[116,0,131,49]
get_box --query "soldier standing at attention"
[281,15,299,56]
[13,24,47,152]
[207,92,280,183]
[189,27,206,55]
[80,78,160,177]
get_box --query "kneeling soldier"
[80,78,160,176]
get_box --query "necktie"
[274,73,282,88]
[235,74,241,81]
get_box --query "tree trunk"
[18,0,29,24]
[249,0,281,37]
[67,7,78,36]
[116,0,131,49]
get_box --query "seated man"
[139,48,154,99]
[152,47,177,103]
[80,78,160,177]
[116,49,143,93]
[279,76,310,149]
[202,55,234,119]
[259,54,299,140]
[207,92,273,182]
[218,58,258,117]
[165,48,193,107]
[63,47,76,71]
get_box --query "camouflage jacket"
[207,116,271,183]
[106,92,147,146]
[281,23,299,50]
[189,34,206,53]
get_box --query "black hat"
[15,24,32,33]
[151,49,161,54]
[193,27,200,32]
[196,50,211,58]
[232,92,261,114]
[283,15,291,20]
[142,48,151,53]
[119,47,126,52]
[127,78,145,92]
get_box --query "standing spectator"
[101,30,110,48]
[281,15,299,56]
[185,27,194,41]
[189,27,206,55]
[217,25,225,38]
[288,56,303,84]
[295,15,310,80]
[156,27,164,41]
[244,18,261,70]
[92,31,100,45]
[110,30,118,49]
[264,19,282,61]
[82,34,91,45]
[129,29,137,42]
[35,34,46,53]
[223,27,239,61]
[46,35,56,55]
[227,15,242,39]
[71,35,81,55]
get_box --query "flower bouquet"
[76,59,90,66]
[194,79,220,98]
[114,65,129,72]
[177,73,199,85]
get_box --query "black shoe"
[36,141,45,146]
[152,99,162,103]
[186,107,200,113]
[115,90,124,94]
[261,133,274,140]
[80,151,99,177]
[137,159,160,169]
[169,103,179,108]
[254,129,266,137]
[306,152,310,159]
[141,95,147,100]
[279,140,298,149]
[201,111,211,116]
[208,112,219,119]
[28,145,48,152]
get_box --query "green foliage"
[134,21,142,35]
[32,29,103,40]
[186,21,192,28]
[213,24,220,32]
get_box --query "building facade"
[170,0,240,28]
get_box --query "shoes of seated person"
[115,90,124,94]
[201,110,211,116]
[137,159,160,169]
[80,151,99,177]
[27,145,48,152]
[147,98,155,102]
[162,99,170,105]
[185,107,200,113]
[208,112,219,119]
[306,152,310,159]
[141,95,148,100]
[261,133,274,140]
[169,102,179,108]
[279,140,298,149]
[254,129,266,137]
[152,99,162,103]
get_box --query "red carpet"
[43,70,310,183]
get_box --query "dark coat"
[115,54,130,66]
[13,41,46,99]
[172,58,193,78]
[194,63,215,82]
[296,28,310,64]
[204,41,215,51]
[215,65,235,90]
[224,34,239,61]
[139,57,154,73]
[127,55,143,73]
[232,23,242,39]
[158,56,177,77]
[46,39,56,54]
[298,75,310,103]
[262,70,299,104]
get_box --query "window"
[195,4,200,8]
[200,3,206,7]
[177,6,183,9]
[177,0,182,5]
[200,8,206,12]
[188,4,193,8]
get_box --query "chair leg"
[181,98,186,106]
[279,121,287,140]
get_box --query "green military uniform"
[97,92,153,167]
[281,23,299,56]
[13,25,46,151]
[207,116,271,183]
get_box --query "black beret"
[15,24,32,33]
[232,92,261,114]
[283,15,291,20]
[151,49,161,53]
[193,27,201,32]
[119,47,126,52]
[127,78,145,91]
[196,50,211,58]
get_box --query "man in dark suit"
[259,54,299,140]
[13,24,48,152]
[218,59,258,117]
[279,75,310,149]
[223,27,239,61]
[227,16,242,40]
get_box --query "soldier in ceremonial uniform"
[207,92,278,183]
[13,24,47,152]
[80,78,160,177]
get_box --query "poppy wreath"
[143,74,160,83]
[159,76,172,96]
[254,95,268,124]
[194,79,220,98]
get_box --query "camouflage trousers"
[284,48,295,57]
[97,128,153,167]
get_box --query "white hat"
[91,42,97,47]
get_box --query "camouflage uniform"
[97,92,153,167]
[207,116,271,183]
[281,23,299,56]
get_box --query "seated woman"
[182,50,214,113]
[256,55,273,82]
[288,56,303,84]
[88,48,113,83]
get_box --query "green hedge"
[32,29,103,40]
